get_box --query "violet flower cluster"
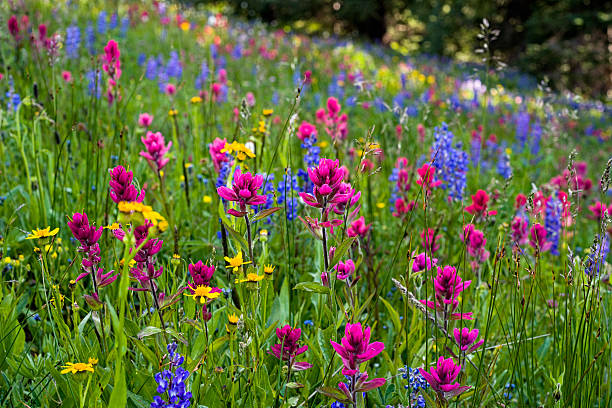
[151,342,192,408]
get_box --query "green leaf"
[252,206,282,222]
[137,326,163,340]
[285,382,304,389]
[316,386,349,401]
[293,282,330,295]
[330,237,356,268]
[379,296,401,335]
[218,201,249,252]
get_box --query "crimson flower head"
[331,182,361,216]
[416,163,442,192]
[217,167,266,216]
[453,327,484,352]
[138,113,153,128]
[419,356,471,399]
[433,265,471,304]
[588,201,609,221]
[299,158,347,209]
[529,223,551,252]
[188,261,215,287]
[109,165,145,203]
[465,189,497,218]
[68,212,103,251]
[347,216,371,238]
[334,259,355,281]
[296,121,317,141]
[268,325,312,371]
[515,193,527,209]
[209,138,230,172]
[8,16,19,38]
[511,216,529,246]
[412,252,437,273]
[330,323,384,376]
[393,198,415,218]
[102,39,121,80]
[140,131,172,171]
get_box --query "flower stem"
[245,214,255,267]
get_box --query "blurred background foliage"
[182,0,611,100]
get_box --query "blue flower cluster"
[65,25,81,59]
[195,61,209,89]
[545,195,562,256]
[398,366,428,407]
[97,11,107,35]
[503,383,516,400]
[496,144,512,179]
[277,170,300,221]
[515,111,530,152]
[431,123,469,201]
[151,343,192,408]
[143,52,183,92]
[585,234,610,276]
[216,161,231,188]
[86,24,96,55]
[301,134,320,168]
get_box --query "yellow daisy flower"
[224,251,251,273]
[26,227,59,240]
[184,284,221,304]
[235,273,265,284]
[61,361,95,374]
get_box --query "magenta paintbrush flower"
[465,189,497,218]
[188,261,215,287]
[217,167,266,217]
[299,158,347,209]
[419,356,471,399]
[68,212,103,270]
[209,137,230,172]
[109,165,145,203]
[347,216,371,238]
[453,327,484,353]
[330,322,384,376]
[529,223,551,252]
[268,325,312,371]
[412,252,437,273]
[138,113,153,128]
[334,259,355,281]
[420,265,473,321]
[337,371,386,402]
[416,163,442,192]
[140,131,172,172]
[511,216,529,246]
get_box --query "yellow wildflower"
[262,109,273,117]
[190,96,202,104]
[184,284,221,304]
[235,273,265,284]
[61,361,95,375]
[224,251,251,273]
[263,264,275,276]
[26,227,59,240]
[169,109,178,117]
[203,195,212,204]
[105,223,121,230]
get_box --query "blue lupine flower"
[503,383,516,400]
[231,44,242,59]
[431,123,469,201]
[545,195,562,256]
[497,145,512,179]
[530,121,542,159]
[303,320,314,326]
[97,11,107,35]
[109,13,118,30]
[331,402,346,408]
[515,111,530,152]
[151,343,192,408]
[398,366,429,407]
[145,56,159,80]
[86,24,96,54]
[272,91,279,106]
[195,61,209,89]
[216,161,231,188]
[86,70,102,98]
[120,17,130,37]
[301,134,320,168]
[278,171,299,221]
[585,234,610,276]
[65,25,81,59]
[166,51,182,79]
[6,90,21,112]
[138,53,147,66]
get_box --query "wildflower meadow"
[0,1,611,407]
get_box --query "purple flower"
[188,261,215,287]
[412,252,437,273]
[330,323,384,376]
[529,223,551,252]
[109,165,145,203]
[453,327,484,352]
[140,131,172,171]
[217,167,266,217]
[268,325,312,371]
[334,259,355,281]
[419,356,471,399]
[299,158,347,209]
